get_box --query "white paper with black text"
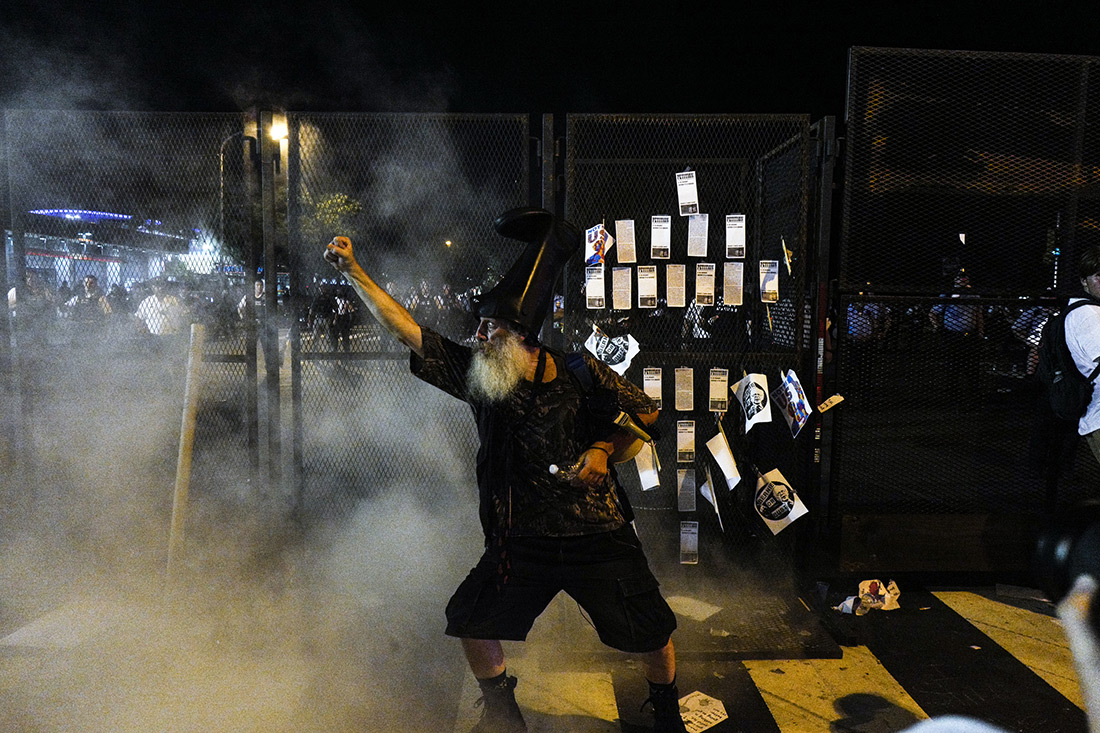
[637,265,657,308]
[676,420,695,463]
[759,260,779,303]
[709,368,729,413]
[612,266,632,311]
[585,265,605,309]
[676,171,699,216]
[754,468,808,535]
[687,213,708,257]
[695,262,716,306]
[643,367,662,409]
[733,373,771,432]
[651,215,671,259]
[677,468,697,512]
[725,214,746,258]
[680,521,699,565]
[667,264,686,308]
[681,691,729,731]
[615,219,636,263]
[675,367,694,412]
[723,261,744,306]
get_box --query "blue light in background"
[28,209,132,223]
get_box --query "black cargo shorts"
[445,524,677,654]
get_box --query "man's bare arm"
[324,236,423,356]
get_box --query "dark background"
[2,0,1097,118]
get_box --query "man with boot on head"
[324,207,687,732]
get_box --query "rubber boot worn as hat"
[473,207,581,340]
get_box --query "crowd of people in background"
[6,271,485,352]
[8,273,245,347]
[840,270,1057,383]
[6,266,1067,374]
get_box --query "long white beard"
[468,332,529,402]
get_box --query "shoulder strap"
[1064,298,1100,315]
[564,351,594,394]
[1061,299,1100,382]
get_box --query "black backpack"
[1035,298,1100,421]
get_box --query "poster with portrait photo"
[770,368,811,439]
[585,223,613,265]
[754,468,808,535]
[733,373,771,432]
[584,324,640,376]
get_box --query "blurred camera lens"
[1033,501,1100,615]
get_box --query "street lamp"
[218,130,257,273]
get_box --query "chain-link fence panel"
[843,48,1100,295]
[2,110,261,571]
[562,114,814,566]
[286,113,531,523]
[835,48,1100,573]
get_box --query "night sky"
[2,1,1098,121]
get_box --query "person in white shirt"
[135,279,185,336]
[1064,245,1100,466]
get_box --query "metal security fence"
[833,47,1100,573]
[562,114,816,562]
[285,113,532,522]
[12,79,1097,581]
[1,110,259,570]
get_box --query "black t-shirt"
[411,327,656,537]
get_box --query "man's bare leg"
[638,638,676,684]
[638,638,687,731]
[462,638,526,730]
[461,638,507,679]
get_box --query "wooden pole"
[166,324,206,581]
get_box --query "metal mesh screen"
[836,49,1100,532]
[286,113,530,522]
[562,114,815,558]
[2,110,258,564]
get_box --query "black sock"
[477,670,509,689]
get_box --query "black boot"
[471,672,527,733]
[641,678,688,733]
